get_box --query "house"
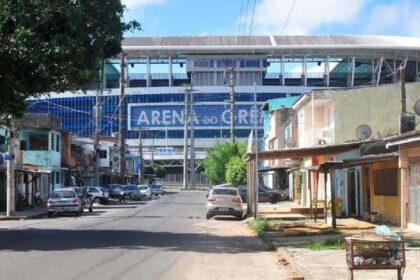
[248,82,420,226]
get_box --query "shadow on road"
[0,228,262,254]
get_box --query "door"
[409,164,420,225]
[347,170,357,216]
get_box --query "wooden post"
[314,172,319,222]
[324,171,328,224]
[330,168,337,229]
[308,170,313,219]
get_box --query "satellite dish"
[356,124,372,140]
[414,99,420,116]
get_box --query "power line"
[248,0,257,36]
[281,0,297,35]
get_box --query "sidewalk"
[0,207,48,221]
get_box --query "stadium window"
[99,150,107,159]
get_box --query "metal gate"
[409,164,420,225]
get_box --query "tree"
[225,156,247,187]
[0,0,140,119]
[202,142,246,185]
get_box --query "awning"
[246,141,363,162]
[305,152,399,172]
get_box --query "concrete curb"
[277,247,305,280]
[0,211,48,221]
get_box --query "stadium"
[26,35,420,185]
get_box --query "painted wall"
[370,160,400,225]
[316,82,420,143]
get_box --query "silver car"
[205,186,243,220]
[47,189,83,216]
[138,185,151,199]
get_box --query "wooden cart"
[345,236,405,280]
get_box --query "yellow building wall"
[315,82,420,143]
[370,160,401,225]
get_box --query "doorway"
[347,169,360,216]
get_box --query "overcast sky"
[121,0,420,37]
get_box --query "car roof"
[54,188,76,193]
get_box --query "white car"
[206,186,243,220]
[138,184,151,199]
[48,189,83,216]
[85,187,109,204]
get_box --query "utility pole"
[118,54,127,183]
[138,128,144,184]
[6,128,15,216]
[227,68,236,144]
[253,82,259,219]
[94,60,104,187]
[183,84,192,189]
[190,87,195,190]
[400,66,406,114]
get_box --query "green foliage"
[151,163,166,178]
[0,0,141,119]
[202,142,247,185]
[226,156,247,187]
[248,219,269,236]
[304,240,345,251]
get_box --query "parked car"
[206,183,231,198]
[66,186,94,212]
[84,186,109,204]
[119,184,141,201]
[138,184,151,199]
[104,184,123,198]
[47,189,83,216]
[238,185,284,204]
[149,184,164,196]
[206,186,243,220]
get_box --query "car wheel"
[270,197,278,204]
[206,214,212,220]
[236,214,244,220]
[94,197,100,204]
[48,212,53,217]
[89,205,93,213]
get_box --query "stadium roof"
[122,35,420,59]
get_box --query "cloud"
[122,0,166,9]
[243,0,368,35]
[365,0,420,37]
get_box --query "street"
[0,191,286,280]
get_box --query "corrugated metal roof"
[123,35,420,48]
[122,35,420,59]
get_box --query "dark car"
[238,185,283,204]
[66,186,93,212]
[119,184,141,201]
[104,184,124,198]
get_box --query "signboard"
[127,102,263,130]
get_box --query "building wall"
[318,82,420,143]
[369,160,400,225]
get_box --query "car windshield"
[111,186,121,190]
[212,189,238,196]
[139,186,148,190]
[151,185,161,189]
[259,185,271,191]
[123,186,136,190]
[100,188,106,192]
[53,190,76,199]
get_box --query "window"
[212,189,238,196]
[240,59,260,68]
[56,134,60,152]
[216,59,237,68]
[20,140,27,151]
[29,135,49,150]
[99,150,107,159]
[374,168,398,196]
[193,59,213,68]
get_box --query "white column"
[350,56,356,87]
[280,55,285,86]
[146,56,151,87]
[168,56,173,86]
[302,55,307,86]
[376,56,383,86]
[324,55,330,87]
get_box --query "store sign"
[128,103,263,130]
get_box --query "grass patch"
[304,239,345,251]
[406,240,420,247]
[248,219,269,236]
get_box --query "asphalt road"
[0,191,286,280]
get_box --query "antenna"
[414,99,420,116]
[356,124,372,141]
